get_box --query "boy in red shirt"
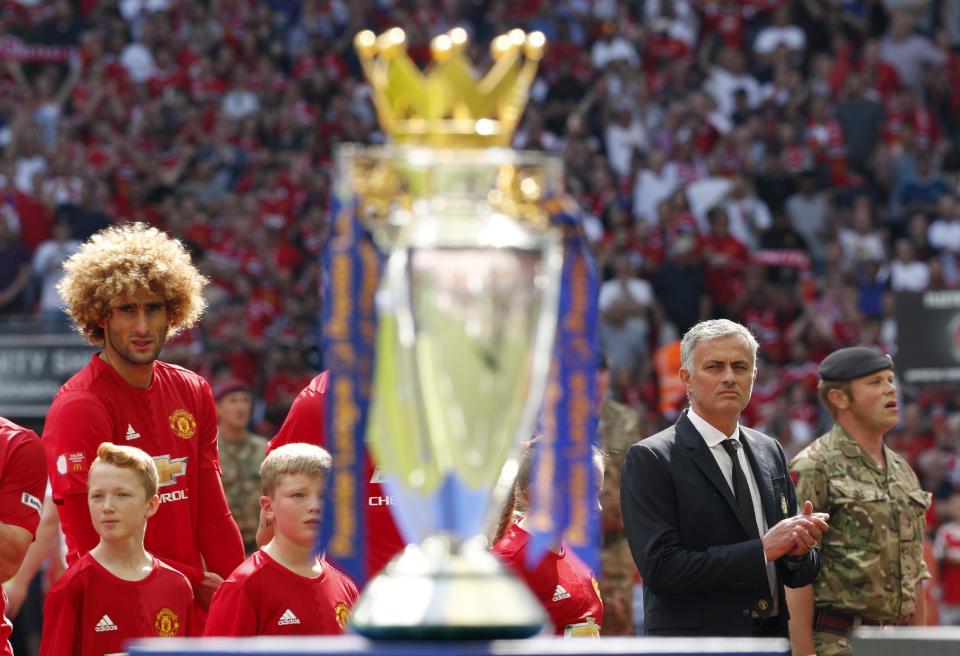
[257,371,405,581]
[40,443,193,655]
[205,443,359,636]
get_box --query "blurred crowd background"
[5,0,960,646]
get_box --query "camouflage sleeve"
[788,450,829,513]
[900,460,933,584]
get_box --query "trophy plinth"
[350,536,548,640]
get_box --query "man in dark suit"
[621,319,828,637]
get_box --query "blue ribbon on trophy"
[318,197,380,583]
[526,197,601,575]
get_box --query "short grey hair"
[680,319,760,371]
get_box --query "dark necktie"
[721,438,759,540]
[722,438,772,619]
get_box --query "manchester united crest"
[154,608,180,637]
[168,409,197,439]
[334,601,350,629]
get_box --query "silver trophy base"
[348,535,549,640]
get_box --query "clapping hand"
[761,500,829,561]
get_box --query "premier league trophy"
[336,27,564,639]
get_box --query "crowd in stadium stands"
[5,0,960,642]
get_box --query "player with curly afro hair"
[43,222,245,634]
[58,222,207,345]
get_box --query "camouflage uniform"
[598,399,643,636]
[218,431,268,555]
[789,424,931,656]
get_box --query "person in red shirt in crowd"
[781,340,820,393]
[42,223,244,633]
[885,88,941,155]
[700,207,749,318]
[492,438,605,637]
[742,353,783,428]
[887,402,937,472]
[830,39,900,102]
[263,345,314,421]
[699,0,749,50]
[0,417,46,656]
[805,95,848,186]
[40,443,194,655]
[205,443,358,636]
[735,274,790,364]
[257,372,405,582]
[644,19,692,75]
[625,212,663,267]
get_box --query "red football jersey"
[935,522,960,605]
[204,550,359,636]
[41,355,244,630]
[493,522,604,635]
[0,419,46,656]
[39,554,193,656]
[267,372,405,580]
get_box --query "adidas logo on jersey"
[95,615,119,632]
[125,424,141,441]
[552,585,571,602]
[278,609,301,626]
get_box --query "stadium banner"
[0,334,93,417]
[895,291,960,383]
[0,37,76,63]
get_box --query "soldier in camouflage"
[598,398,645,636]
[215,379,268,555]
[786,347,930,656]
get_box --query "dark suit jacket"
[620,410,819,637]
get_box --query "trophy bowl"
[341,145,564,639]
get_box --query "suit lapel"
[739,429,777,526]
[675,412,743,526]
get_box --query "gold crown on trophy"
[354,27,546,148]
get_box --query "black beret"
[818,347,893,382]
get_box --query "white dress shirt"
[687,407,779,615]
